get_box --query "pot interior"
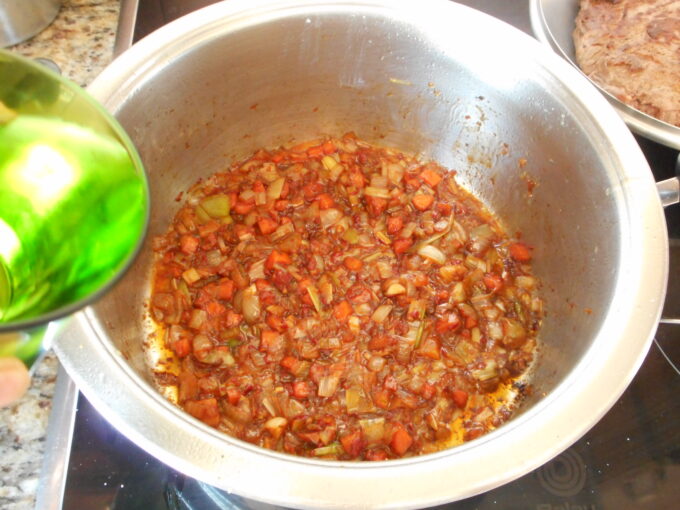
[96,3,624,443]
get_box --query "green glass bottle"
[0,50,149,366]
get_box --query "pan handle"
[657,153,680,208]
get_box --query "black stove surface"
[60,1,680,508]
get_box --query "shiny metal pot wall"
[0,0,61,47]
[52,1,668,508]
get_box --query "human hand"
[0,357,30,407]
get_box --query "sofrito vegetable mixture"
[149,133,543,460]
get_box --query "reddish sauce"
[150,133,543,460]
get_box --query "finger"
[0,357,31,407]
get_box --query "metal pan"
[530,0,680,150]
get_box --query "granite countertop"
[0,2,120,508]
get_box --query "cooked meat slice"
[573,0,680,127]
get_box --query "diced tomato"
[258,216,279,235]
[349,169,367,189]
[390,425,413,455]
[509,242,533,262]
[252,180,266,193]
[412,193,434,211]
[266,313,288,332]
[233,201,255,215]
[226,387,242,405]
[265,249,292,271]
[393,237,413,255]
[344,256,363,271]
[333,300,353,322]
[322,140,336,154]
[274,199,289,211]
[340,430,363,457]
[419,167,442,187]
[386,216,404,235]
[281,356,302,374]
[306,145,325,158]
[292,381,311,399]
[317,193,335,210]
[225,309,243,327]
[483,273,503,292]
[303,182,324,200]
[366,196,388,216]
[185,398,220,427]
[421,382,436,400]
[173,338,191,358]
[417,336,441,360]
[404,174,422,190]
[180,235,199,254]
[451,389,468,408]
[435,312,460,333]
[368,334,391,351]
[365,449,388,461]
[436,202,453,216]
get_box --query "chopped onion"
[189,308,207,329]
[318,374,340,397]
[322,155,339,170]
[306,285,323,313]
[359,417,385,444]
[271,222,295,242]
[239,189,255,202]
[248,259,266,280]
[385,282,406,296]
[182,267,202,285]
[364,186,391,199]
[418,244,446,265]
[200,194,231,218]
[371,304,393,323]
[320,208,343,228]
[313,443,343,456]
[267,177,286,200]
[242,285,261,324]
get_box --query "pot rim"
[55,1,668,508]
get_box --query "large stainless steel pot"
[52,1,671,508]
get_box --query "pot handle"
[657,153,680,208]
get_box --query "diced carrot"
[483,273,503,292]
[173,338,191,358]
[404,174,422,189]
[253,180,265,193]
[265,250,292,271]
[340,430,363,457]
[215,279,234,300]
[226,387,241,405]
[386,216,403,235]
[343,256,363,271]
[317,193,335,210]
[509,242,532,262]
[258,216,279,235]
[197,220,220,238]
[260,329,281,352]
[233,201,255,215]
[333,300,353,322]
[390,425,413,455]
[420,168,442,187]
[205,300,227,317]
[255,279,273,292]
[373,389,391,409]
[412,273,428,287]
[271,151,285,163]
[451,389,468,408]
[412,193,434,211]
[180,235,199,254]
[292,381,311,399]
[393,237,413,255]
